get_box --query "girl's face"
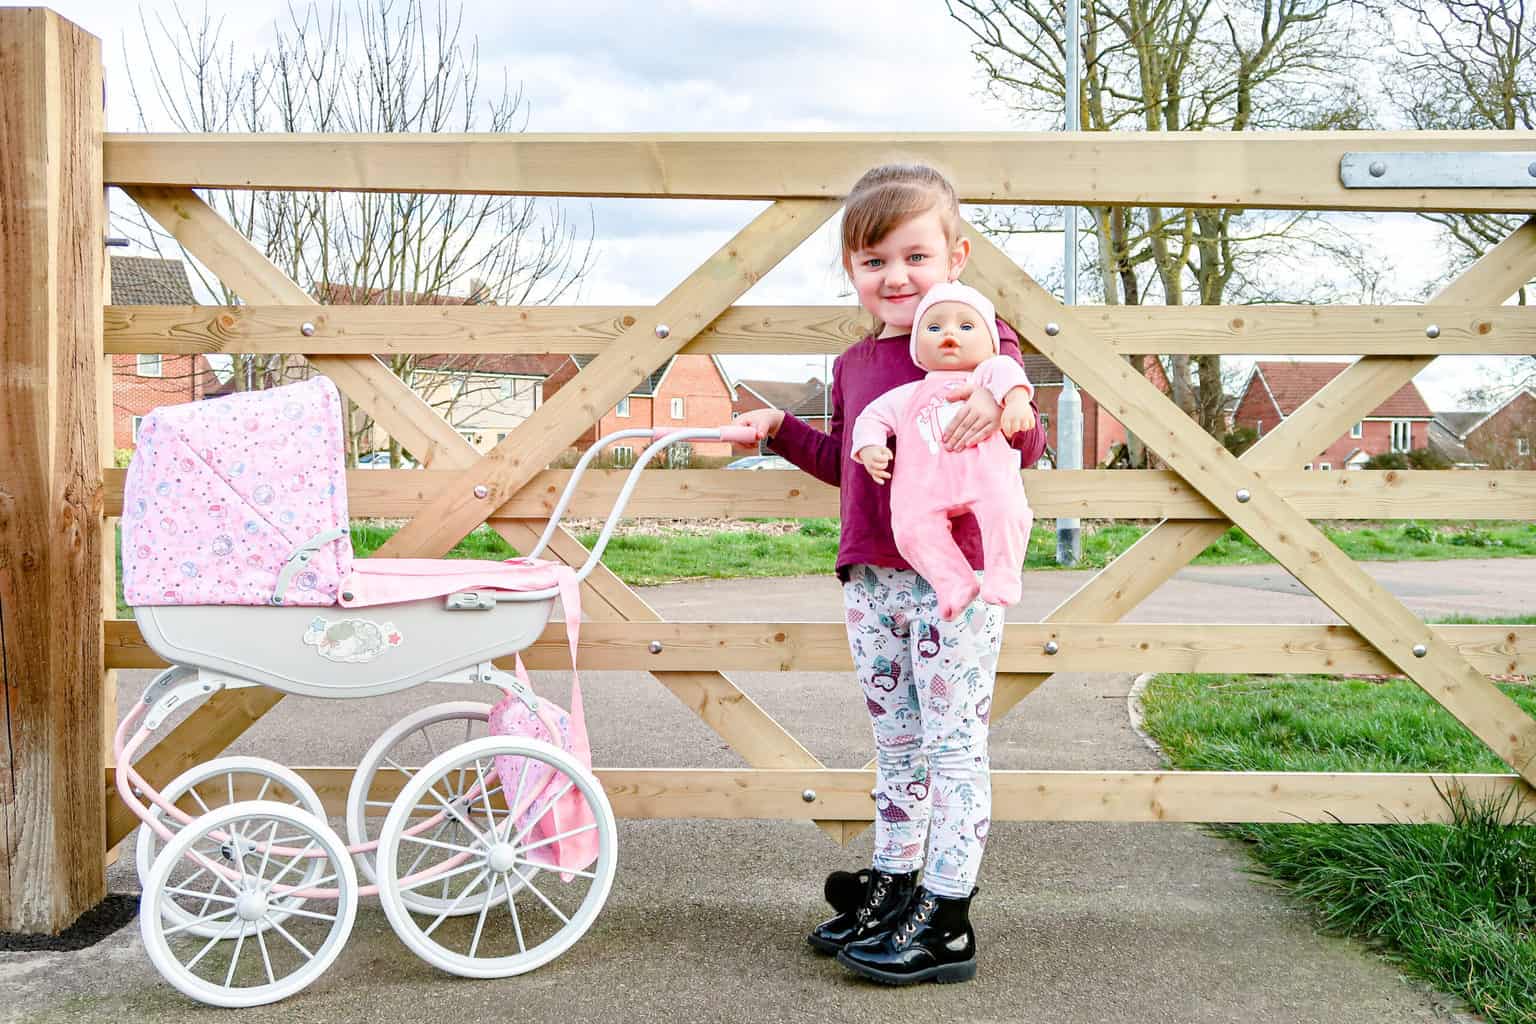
[846,209,969,338]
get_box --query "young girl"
[734,163,1046,986]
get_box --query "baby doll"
[850,282,1035,620]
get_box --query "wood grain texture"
[0,8,105,932]
[104,131,1536,212]
[105,302,1536,357]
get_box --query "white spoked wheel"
[376,735,617,979]
[137,756,327,938]
[140,801,358,1008]
[346,701,509,916]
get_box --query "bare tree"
[1383,0,1535,402]
[119,0,594,465]
[947,0,1380,454]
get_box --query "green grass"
[1139,614,1536,1024]
[115,520,1536,615]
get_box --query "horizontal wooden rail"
[104,303,1536,357]
[104,620,1536,675]
[106,767,1533,840]
[104,131,1536,212]
[101,468,1536,521]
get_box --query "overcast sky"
[34,0,1527,409]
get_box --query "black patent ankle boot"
[806,868,918,956]
[824,867,873,913]
[836,885,978,985]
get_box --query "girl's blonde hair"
[840,163,963,272]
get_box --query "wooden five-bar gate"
[3,9,1535,933]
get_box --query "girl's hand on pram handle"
[728,409,783,446]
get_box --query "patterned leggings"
[843,564,1004,898]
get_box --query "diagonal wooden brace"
[965,226,1536,785]
[985,216,1536,718]
[377,199,841,558]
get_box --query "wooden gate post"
[0,7,105,933]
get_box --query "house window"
[496,432,508,444]
[671,397,685,419]
[1040,413,1050,431]
[500,379,514,399]
[137,354,163,377]
[611,445,635,467]
[131,415,145,442]
[1519,438,1531,456]
[458,430,481,446]
[1255,419,1262,437]
[1303,463,1312,470]
[616,397,631,418]
[1318,463,1331,471]
[1391,420,1411,452]
[1350,421,1362,439]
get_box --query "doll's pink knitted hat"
[909,282,1001,368]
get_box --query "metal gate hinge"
[1341,151,1536,189]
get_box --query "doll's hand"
[732,408,785,447]
[942,385,1002,450]
[855,445,893,484]
[1000,389,1036,439]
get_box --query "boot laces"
[896,892,937,945]
[855,878,891,922]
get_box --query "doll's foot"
[938,580,980,621]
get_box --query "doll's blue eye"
[926,323,942,332]
[960,322,974,331]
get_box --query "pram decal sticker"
[303,617,403,663]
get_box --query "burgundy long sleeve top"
[769,319,1048,582]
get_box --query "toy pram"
[114,376,758,1007]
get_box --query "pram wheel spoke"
[137,756,327,939]
[347,701,500,916]
[376,736,616,979]
[142,801,358,1008]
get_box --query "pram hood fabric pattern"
[122,377,354,607]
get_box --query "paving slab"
[7,559,1519,1023]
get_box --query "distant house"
[1456,387,1536,470]
[1232,361,1435,470]
[317,281,556,454]
[733,378,832,433]
[542,354,737,462]
[1029,353,1172,468]
[110,256,223,451]
[1428,411,1483,468]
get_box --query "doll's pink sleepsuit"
[851,356,1034,621]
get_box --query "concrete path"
[10,558,1526,1023]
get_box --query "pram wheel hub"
[236,891,270,921]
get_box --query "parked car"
[356,451,417,469]
[723,454,795,471]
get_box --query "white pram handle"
[502,425,763,602]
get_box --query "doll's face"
[914,301,992,371]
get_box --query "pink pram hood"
[121,377,354,607]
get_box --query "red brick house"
[1232,361,1435,469]
[733,378,832,433]
[542,354,737,462]
[1457,387,1536,470]
[110,257,223,451]
[1030,354,1173,467]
